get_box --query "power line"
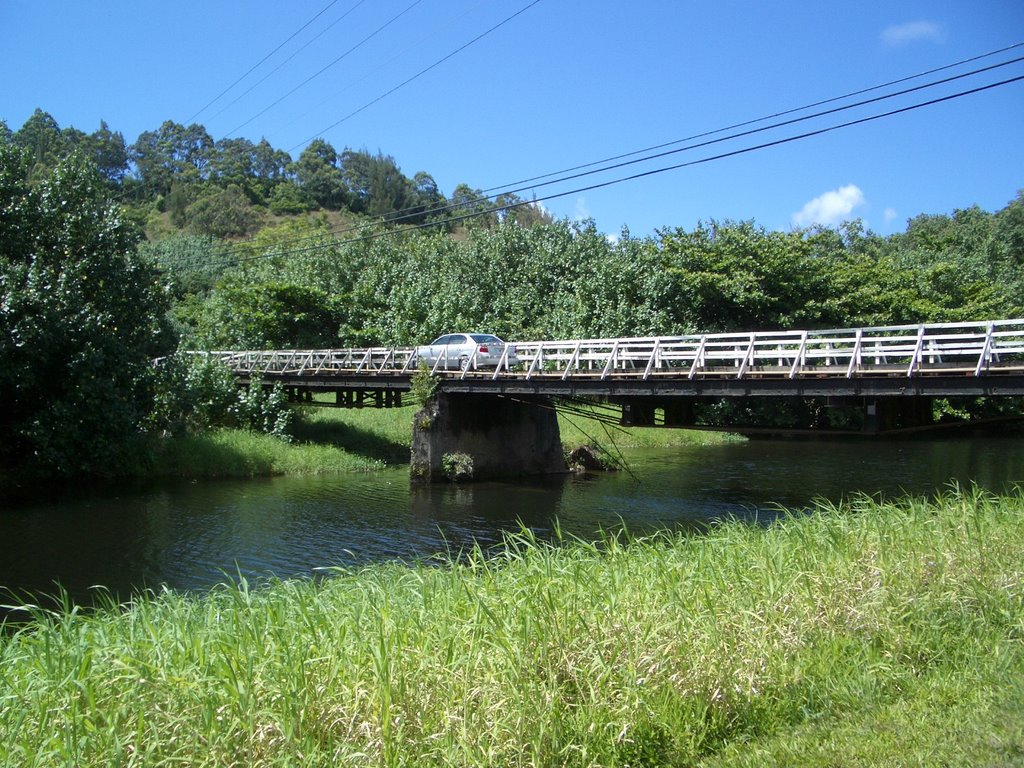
[184,0,344,125]
[205,0,370,126]
[287,0,545,152]
[203,53,1024,261]
[478,41,1024,195]
[193,74,1023,269]
[223,0,428,138]
[279,0,489,135]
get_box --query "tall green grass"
[4,487,1020,766]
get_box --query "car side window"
[434,335,453,345]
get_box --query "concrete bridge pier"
[410,392,567,483]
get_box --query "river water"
[2,436,1022,607]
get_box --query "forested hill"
[1,108,550,239]
[3,107,1023,353]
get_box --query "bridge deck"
[209,319,1024,398]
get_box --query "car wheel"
[459,356,470,372]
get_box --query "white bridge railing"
[207,319,1024,382]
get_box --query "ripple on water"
[2,437,1022,606]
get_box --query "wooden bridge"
[205,319,1024,478]
[213,319,1024,402]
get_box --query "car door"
[430,335,456,367]
[443,334,470,369]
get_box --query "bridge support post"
[410,393,567,483]
[663,399,696,427]
[619,400,657,426]
[863,397,933,433]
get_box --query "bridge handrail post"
[974,322,995,376]
[527,344,546,380]
[737,334,756,378]
[643,339,661,380]
[377,348,395,374]
[688,336,708,380]
[789,331,808,379]
[492,344,512,380]
[906,325,926,377]
[401,349,417,374]
[600,341,620,380]
[355,348,373,374]
[459,348,480,380]
[431,349,445,375]
[845,329,863,379]
[562,342,582,381]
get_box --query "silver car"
[415,333,520,371]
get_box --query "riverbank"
[3,487,1021,766]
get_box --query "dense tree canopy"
[0,142,171,476]
[171,203,1024,352]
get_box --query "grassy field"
[2,487,1021,766]
[139,401,741,479]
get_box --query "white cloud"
[792,184,866,228]
[881,21,944,47]
[884,207,899,224]
[573,196,592,222]
[527,199,552,219]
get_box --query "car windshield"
[470,334,502,343]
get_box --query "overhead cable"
[224,0,428,138]
[479,41,1024,194]
[203,54,1024,261]
[205,0,370,125]
[287,0,545,152]
[195,74,1024,269]
[185,0,344,125]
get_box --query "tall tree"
[409,171,445,223]
[659,220,833,332]
[208,137,257,191]
[252,138,292,198]
[185,184,263,238]
[131,120,213,196]
[13,108,65,178]
[449,183,497,228]
[84,121,129,184]
[339,149,415,220]
[291,139,347,210]
[0,144,171,476]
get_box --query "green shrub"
[441,451,473,481]
[150,352,292,440]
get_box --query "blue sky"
[2,0,1022,237]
